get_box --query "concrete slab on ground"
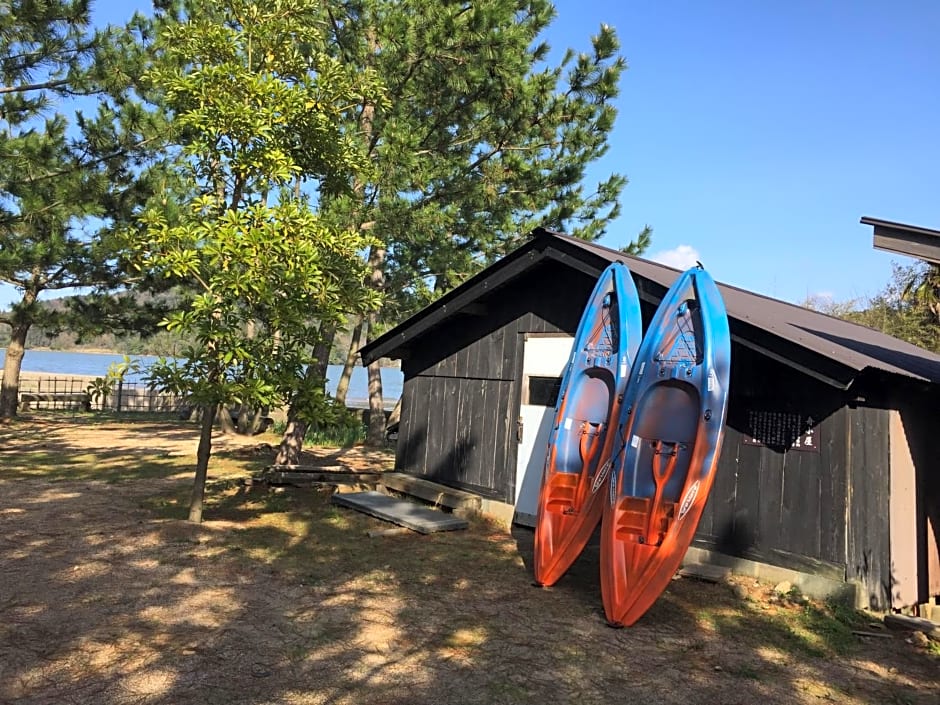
[331,490,469,534]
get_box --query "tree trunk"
[364,243,387,447]
[387,395,402,429]
[217,405,237,434]
[313,322,336,383]
[0,321,29,418]
[274,322,336,465]
[188,402,217,523]
[335,318,365,407]
[0,288,37,418]
[366,351,386,446]
[275,417,308,466]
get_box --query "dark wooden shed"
[361,229,940,612]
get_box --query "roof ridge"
[541,229,915,344]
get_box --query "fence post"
[116,380,124,413]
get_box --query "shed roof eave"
[359,239,550,364]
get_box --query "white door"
[514,335,574,526]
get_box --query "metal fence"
[5,374,186,414]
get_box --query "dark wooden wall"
[690,349,899,608]
[396,261,595,501]
[843,404,892,609]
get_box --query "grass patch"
[713,594,869,660]
[271,417,367,448]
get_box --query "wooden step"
[379,472,482,513]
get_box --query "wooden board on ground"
[268,464,359,473]
[257,470,381,486]
[332,490,469,534]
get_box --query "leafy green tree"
[860,263,940,353]
[319,0,644,444]
[0,2,170,417]
[135,0,381,522]
[802,262,940,354]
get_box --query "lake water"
[0,349,403,403]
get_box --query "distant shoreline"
[9,370,99,381]
[27,347,129,356]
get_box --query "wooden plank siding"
[367,233,940,611]
[845,405,892,610]
[693,343,848,579]
[396,261,594,501]
[390,255,926,608]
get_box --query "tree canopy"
[134,0,382,520]
[308,0,644,443]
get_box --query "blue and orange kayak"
[533,262,642,587]
[600,265,731,626]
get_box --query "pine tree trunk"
[0,288,37,419]
[366,351,386,446]
[274,417,308,466]
[387,395,402,429]
[364,243,387,447]
[188,402,217,523]
[217,405,237,434]
[335,318,364,407]
[0,321,29,418]
[0,323,29,419]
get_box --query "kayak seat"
[612,497,677,543]
[544,472,579,514]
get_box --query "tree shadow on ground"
[1,419,937,705]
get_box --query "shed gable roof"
[362,229,940,388]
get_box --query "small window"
[526,375,562,407]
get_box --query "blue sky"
[546,0,939,303]
[3,0,938,310]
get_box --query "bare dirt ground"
[1,416,937,705]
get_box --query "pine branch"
[0,78,72,94]
[0,135,161,188]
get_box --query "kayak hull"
[600,267,731,626]
[533,263,642,587]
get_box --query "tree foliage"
[323,0,639,320]
[134,0,382,521]
[858,262,940,354]
[313,0,643,443]
[803,262,940,355]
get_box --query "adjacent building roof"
[861,216,940,265]
[362,228,940,388]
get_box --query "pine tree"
[320,0,641,444]
[0,2,171,417]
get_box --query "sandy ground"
[0,417,937,705]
